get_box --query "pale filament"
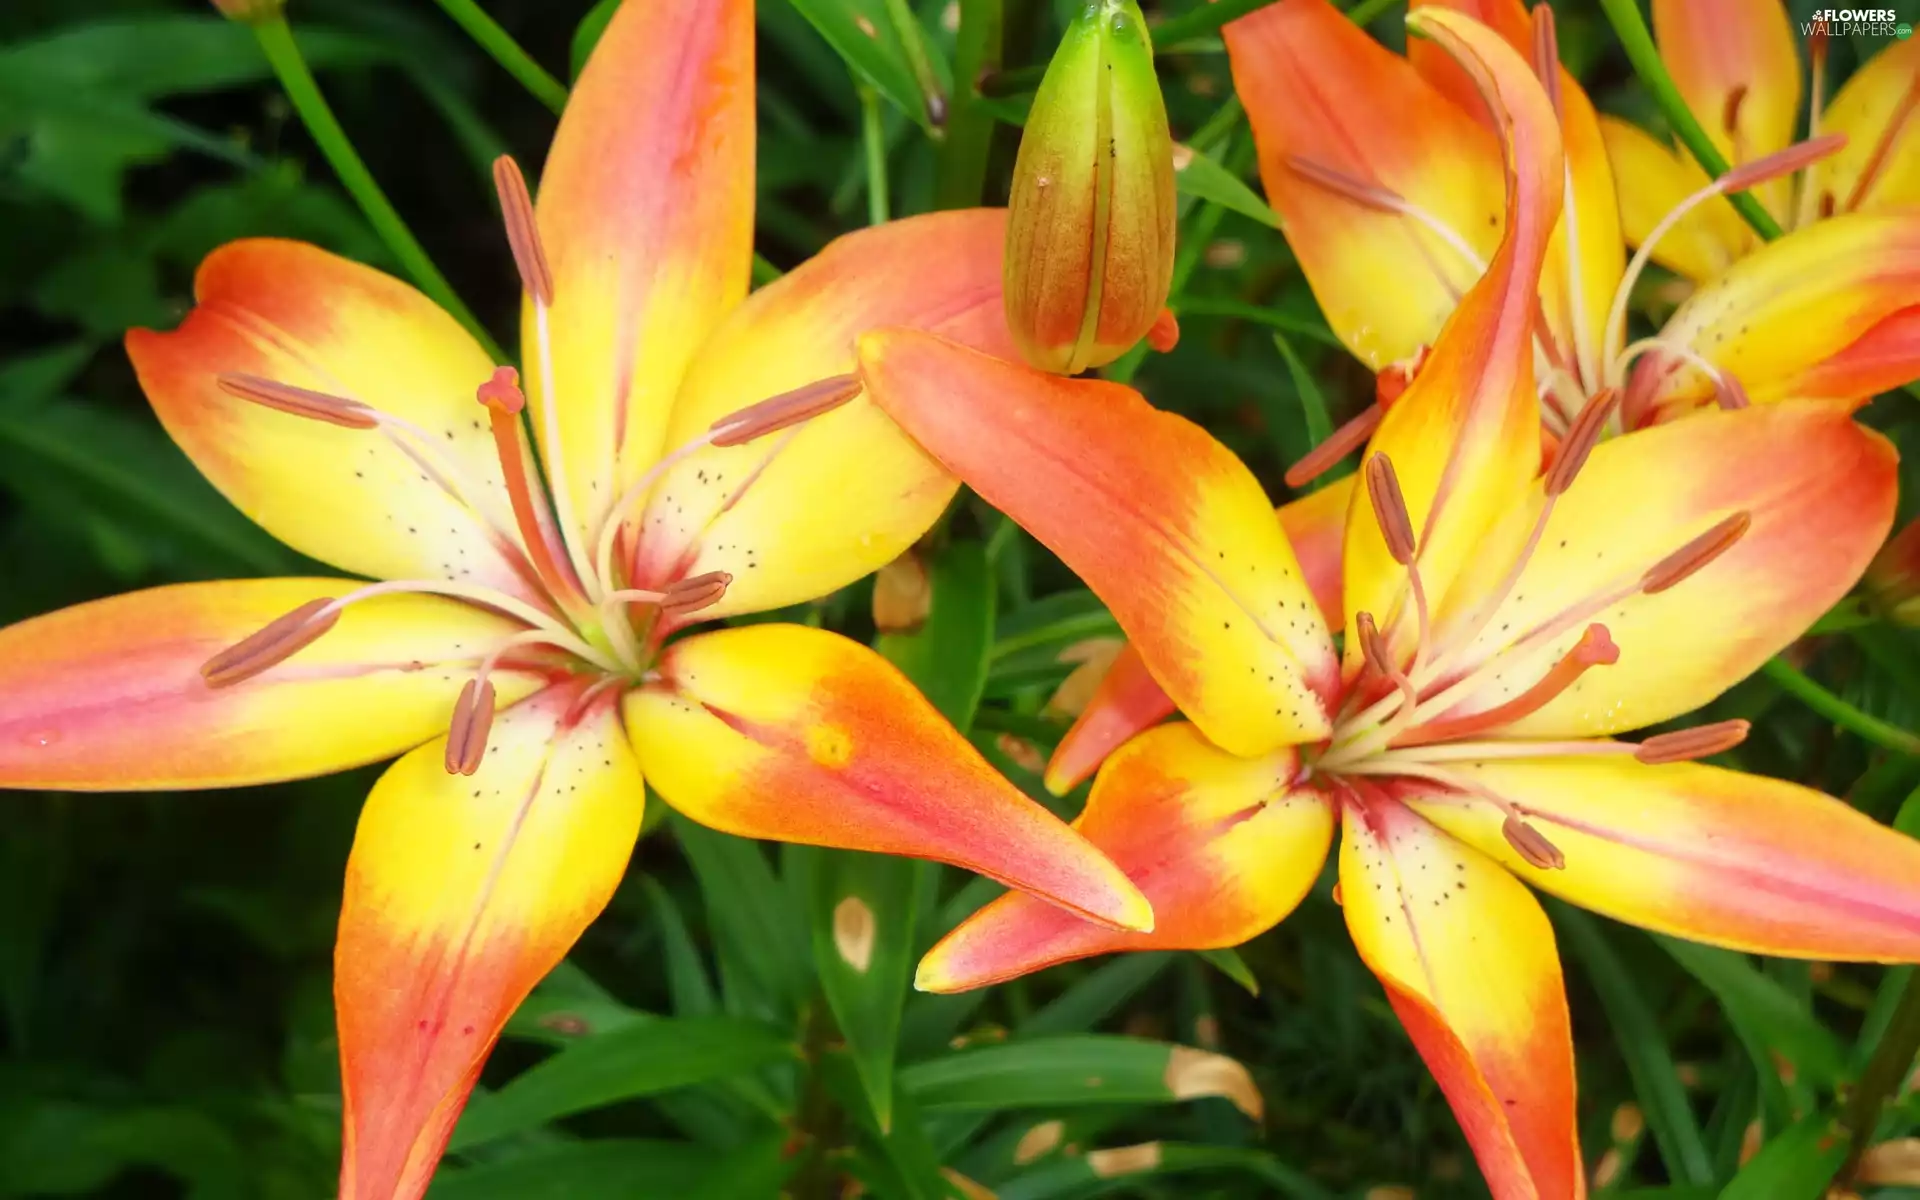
[315,579,624,676]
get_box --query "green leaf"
[1173,143,1280,229]
[0,398,294,576]
[669,813,812,1015]
[427,1140,716,1200]
[993,1142,1333,1200]
[1554,907,1714,1186]
[448,1015,795,1150]
[1271,332,1334,449]
[901,1035,1262,1119]
[1715,1112,1846,1200]
[811,851,927,1130]
[1195,947,1260,997]
[682,1131,801,1199]
[1023,953,1175,1036]
[781,0,938,128]
[639,874,720,1018]
[1656,937,1845,1103]
[876,540,996,730]
[571,0,621,80]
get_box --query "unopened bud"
[1868,518,1920,627]
[1004,0,1175,374]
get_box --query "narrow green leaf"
[670,814,812,1014]
[1191,947,1258,996]
[1716,1112,1846,1200]
[448,1016,795,1150]
[570,0,620,80]
[1023,953,1175,1036]
[1656,937,1845,1098]
[995,1142,1333,1200]
[783,0,935,127]
[1554,907,1714,1186]
[682,1132,800,1199]
[639,874,719,1018]
[1271,332,1333,447]
[1173,143,1280,228]
[811,851,927,1130]
[901,1035,1261,1120]
[427,1140,714,1200]
[876,540,997,730]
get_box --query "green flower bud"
[1004,0,1177,375]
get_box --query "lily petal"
[919,723,1332,992]
[528,0,754,545]
[1343,8,1559,669]
[1341,793,1583,1200]
[628,210,1017,618]
[1651,0,1800,221]
[1627,212,1920,416]
[1597,116,1751,282]
[1043,643,1176,797]
[0,579,537,790]
[1785,304,1920,402]
[1041,477,1354,796]
[1411,0,1625,389]
[1225,0,1504,371]
[126,240,535,599]
[624,623,1152,931]
[1413,757,1920,960]
[336,683,644,1200]
[859,330,1338,758]
[1812,36,1920,214]
[1430,401,1894,739]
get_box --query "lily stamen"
[1794,30,1832,228]
[445,678,497,776]
[1635,719,1752,764]
[200,598,340,687]
[475,366,590,613]
[216,373,377,428]
[318,579,621,674]
[1285,403,1382,488]
[1602,133,1849,392]
[1842,73,1920,213]
[711,374,864,447]
[1285,154,1489,273]
[1642,512,1752,593]
[492,156,553,306]
[605,570,734,620]
[1530,6,1562,121]
[1393,622,1617,748]
[1356,611,1418,721]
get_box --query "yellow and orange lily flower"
[0,3,1152,1197]
[1049,0,1920,789]
[858,14,1920,1197]
[1605,0,1920,421]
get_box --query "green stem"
[1342,0,1401,24]
[934,0,1005,209]
[1153,0,1274,47]
[1595,0,1783,242]
[429,0,568,115]
[1761,657,1920,757]
[881,0,947,126]
[859,86,890,225]
[251,16,501,359]
[1840,968,1920,1181]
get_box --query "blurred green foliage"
[3,0,1920,1197]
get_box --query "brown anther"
[201,598,339,688]
[1364,453,1417,565]
[1721,134,1848,193]
[1530,5,1562,119]
[1285,154,1405,214]
[1546,388,1618,497]
[1714,373,1751,410]
[1284,404,1382,489]
[492,156,553,306]
[661,570,733,616]
[445,678,497,776]
[1634,719,1751,764]
[1808,23,1830,63]
[1722,85,1749,138]
[1643,512,1751,594]
[713,375,862,447]
[1147,308,1181,354]
[1502,813,1566,870]
[217,373,378,430]
[477,365,526,414]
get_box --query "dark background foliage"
[2,0,1920,1197]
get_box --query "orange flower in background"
[860,13,1920,1197]
[0,2,1153,1197]
[1051,0,1920,790]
